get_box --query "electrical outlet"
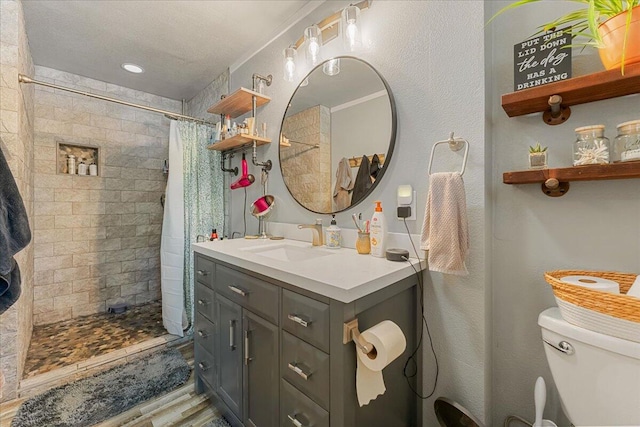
[396,190,416,220]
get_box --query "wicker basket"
[544,270,640,343]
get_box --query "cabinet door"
[216,295,243,420]
[243,310,279,427]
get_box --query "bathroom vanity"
[192,238,425,427]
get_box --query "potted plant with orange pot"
[489,0,640,72]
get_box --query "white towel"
[420,172,469,276]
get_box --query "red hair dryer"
[230,153,255,190]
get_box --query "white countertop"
[192,238,426,303]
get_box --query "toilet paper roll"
[560,275,620,294]
[626,275,640,299]
[356,320,406,407]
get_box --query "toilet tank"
[538,308,640,427]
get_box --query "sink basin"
[242,243,337,262]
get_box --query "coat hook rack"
[542,95,571,125]
[343,318,374,355]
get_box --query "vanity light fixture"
[283,46,297,82]
[304,24,323,67]
[342,5,361,52]
[121,63,144,74]
[281,0,371,83]
[322,58,340,76]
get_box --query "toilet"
[538,308,640,426]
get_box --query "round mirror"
[279,56,396,214]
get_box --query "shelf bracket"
[542,95,571,125]
[541,178,570,197]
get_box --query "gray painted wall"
[224,1,489,425]
[489,1,640,425]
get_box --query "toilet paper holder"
[343,318,374,354]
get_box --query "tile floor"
[23,301,166,378]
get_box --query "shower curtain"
[161,120,223,337]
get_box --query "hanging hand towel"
[420,172,469,276]
[333,157,354,211]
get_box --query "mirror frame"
[278,56,397,214]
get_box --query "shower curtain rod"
[18,74,216,126]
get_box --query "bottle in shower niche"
[369,201,387,258]
[67,154,76,174]
[77,158,88,175]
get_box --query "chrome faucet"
[298,219,323,246]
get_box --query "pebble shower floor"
[23,301,165,378]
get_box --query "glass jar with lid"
[573,125,610,166]
[614,120,640,163]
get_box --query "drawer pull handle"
[197,269,209,276]
[244,330,253,365]
[287,314,311,328]
[197,299,209,306]
[287,362,311,380]
[197,362,209,371]
[229,320,236,350]
[287,414,305,427]
[197,330,208,338]
[228,285,248,297]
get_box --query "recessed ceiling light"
[122,63,144,74]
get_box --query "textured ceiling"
[22,1,313,100]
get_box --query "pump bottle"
[369,201,387,257]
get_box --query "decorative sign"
[514,28,572,91]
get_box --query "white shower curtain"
[161,120,224,337]
[161,121,187,336]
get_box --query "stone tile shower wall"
[0,0,34,402]
[281,105,331,213]
[32,66,181,326]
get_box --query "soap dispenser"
[370,201,387,257]
[326,214,341,249]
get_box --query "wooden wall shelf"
[501,63,640,117]
[207,87,271,118]
[207,135,271,152]
[503,162,640,184]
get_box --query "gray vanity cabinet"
[243,310,279,427]
[194,253,421,427]
[216,295,244,420]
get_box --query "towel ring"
[428,132,469,176]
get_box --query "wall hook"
[543,95,571,125]
[221,152,238,175]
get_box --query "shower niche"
[57,142,100,176]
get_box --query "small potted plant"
[529,142,548,169]
[489,0,640,72]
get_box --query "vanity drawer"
[194,342,216,390]
[195,254,214,288]
[281,379,329,427]
[282,289,329,352]
[195,313,215,351]
[216,264,279,324]
[282,331,330,411]
[195,282,215,321]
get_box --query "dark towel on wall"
[0,146,31,314]
[351,155,372,206]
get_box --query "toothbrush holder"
[356,232,371,254]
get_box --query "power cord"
[401,217,439,400]
[243,187,247,237]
